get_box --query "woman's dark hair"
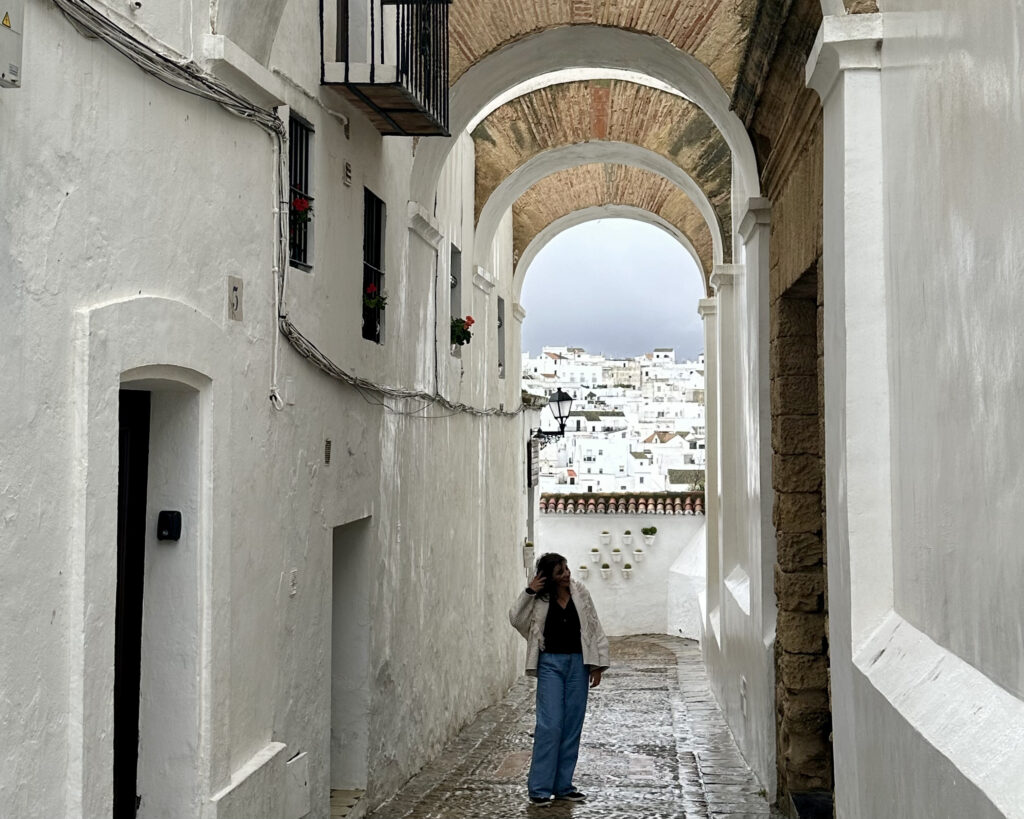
[534,552,568,599]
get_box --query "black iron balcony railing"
[324,0,451,137]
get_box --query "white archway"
[513,205,706,300]
[411,25,760,210]
[475,141,724,271]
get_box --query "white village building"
[3,2,1024,818]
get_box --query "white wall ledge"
[857,613,1024,816]
[407,201,445,249]
[724,566,751,616]
[472,265,496,294]
[806,14,884,101]
[201,35,286,109]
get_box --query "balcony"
[323,0,451,137]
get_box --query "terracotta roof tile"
[538,492,705,516]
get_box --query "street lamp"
[548,388,574,436]
[529,389,574,442]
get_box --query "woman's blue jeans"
[528,651,589,798]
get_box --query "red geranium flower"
[292,197,311,213]
[366,283,378,294]
[465,316,475,326]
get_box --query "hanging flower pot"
[642,526,657,546]
[599,563,612,580]
[633,548,645,563]
[622,530,633,546]
[599,531,611,546]
[621,563,633,579]
[590,548,601,564]
[577,564,589,580]
[611,548,622,563]
[523,541,535,569]
[450,315,475,346]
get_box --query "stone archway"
[507,163,716,284]
[410,25,761,209]
[476,142,724,273]
[471,78,734,267]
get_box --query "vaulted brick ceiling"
[472,79,732,242]
[449,0,759,96]
[513,164,714,280]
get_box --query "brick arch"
[472,80,732,261]
[476,141,724,271]
[449,0,758,94]
[512,163,714,286]
[513,205,707,299]
[410,26,761,210]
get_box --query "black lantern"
[548,388,574,436]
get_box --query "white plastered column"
[707,264,742,613]
[807,14,891,814]
[737,198,775,638]
[697,296,719,641]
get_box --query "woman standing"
[509,552,610,806]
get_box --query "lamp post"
[548,388,573,436]
[532,388,574,441]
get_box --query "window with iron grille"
[362,187,386,343]
[289,116,314,268]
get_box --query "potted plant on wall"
[611,547,622,563]
[578,564,589,580]
[642,526,657,546]
[622,529,633,546]
[599,530,611,546]
[450,315,475,352]
[633,547,644,563]
[590,547,601,563]
[621,562,633,579]
[523,540,535,569]
[600,562,612,580]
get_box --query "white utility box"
[0,0,23,88]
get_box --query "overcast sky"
[519,219,706,360]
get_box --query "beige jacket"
[508,579,610,676]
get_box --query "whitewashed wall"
[534,515,706,637]
[810,4,1024,817]
[0,2,526,817]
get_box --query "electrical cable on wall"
[52,0,525,420]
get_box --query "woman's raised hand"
[527,573,545,593]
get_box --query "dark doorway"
[114,390,150,819]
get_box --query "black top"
[543,595,583,654]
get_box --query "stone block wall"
[771,269,831,799]
[732,0,834,806]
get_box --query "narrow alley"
[360,637,779,819]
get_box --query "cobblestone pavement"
[367,635,783,819]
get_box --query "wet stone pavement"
[366,635,783,819]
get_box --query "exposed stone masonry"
[733,0,834,809]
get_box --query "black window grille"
[362,188,386,343]
[289,116,314,268]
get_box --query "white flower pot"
[523,545,535,568]
[622,568,633,579]
[622,534,633,546]
[643,535,656,547]
[633,549,645,563]
[599,533,611,546]
[611,551,622,563]
[600,568,612,580]
[577,566,589,580]
[590,551,601,563]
